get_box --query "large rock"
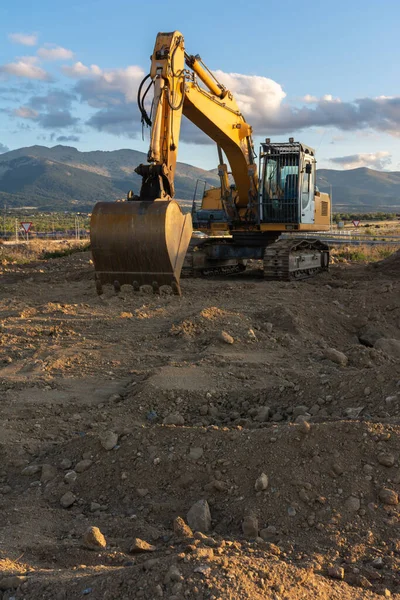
[358,325,384,347]
[220,331,234,344]
[324,347,348,366]
[130,538,156,553]
[99,431,119,450]
[375,339,400,359]
[21,464,41,476]
[163,413,185,426]
[173,516,193,538]
[187,499,211,533]
[76,459,93,473]
[83,526,107,550]
[60,491,76,508]
[379,488,399,505]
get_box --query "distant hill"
[0,145,399,212]
[0,145,220,211]
[317,168,400,212]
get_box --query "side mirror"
[305,163,312,174]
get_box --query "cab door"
[300,160,315,224]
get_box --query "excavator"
[90,31,331,295]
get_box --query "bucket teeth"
[133,281,140,291]
[152,281,160,294]
[113,280,121,293]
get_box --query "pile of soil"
[372,249,400,277]
[0,251,399,599]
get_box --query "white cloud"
[62,61,102,77]
[67,62,145,105]
[37,45,74,61]
[14,106,38,119]
[0,57,51,81]
[215,71,286,117]
[330,151,392,170]
[8,32,38,46]
[302,94,319,104]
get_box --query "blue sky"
[0,0,399,171]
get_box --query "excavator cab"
[260,139,316,226]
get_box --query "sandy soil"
[0,249,399,599]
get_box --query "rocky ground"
[0,248,399,599]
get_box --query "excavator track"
[181,243,246,278]
[263,238,329,281]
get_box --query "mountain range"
[0,145,399,213]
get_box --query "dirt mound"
[372,248,400,277]
[0,249,399,598]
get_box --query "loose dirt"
[0,249,399,599]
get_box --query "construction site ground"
[0,245,399,599]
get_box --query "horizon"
[2,142,400,176]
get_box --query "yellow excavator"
[91,31,331,295]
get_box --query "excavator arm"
[134,31,258,210]
[90,31,258,295]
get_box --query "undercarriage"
[182,236,330,280]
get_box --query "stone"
[379,488,398,505]
[264,322,273,333]
[242,513,259,537]
[271,412,284,422]
[60,458,72,470]
[64,470,77,484]
[137,488,149,497]
[173,516,193,538]
[220,331,234,344]
[187,499,211,533]
[345,496,360,512]
[377,453,395,467]
[41,464,57,483]
[293,405,309,418]
[60,491,76,508]
[328,566,344,580]
[189,447,203,460]
[375,339,400,359]
[358,325,384,347]
[0,576,27,590]
[164,565,183,583]
[130,538,156,553]
[254,406,271,422]
[260,526,278,542]
[163,413,185,426]
[21,464,41,476]
[83,526,107,550]
[99,431,119,450]
[254,473,269,491]
[76,459,93,473]
[324,348,348,366]
[90,502,101,512]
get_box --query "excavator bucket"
[90,200,192,295]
